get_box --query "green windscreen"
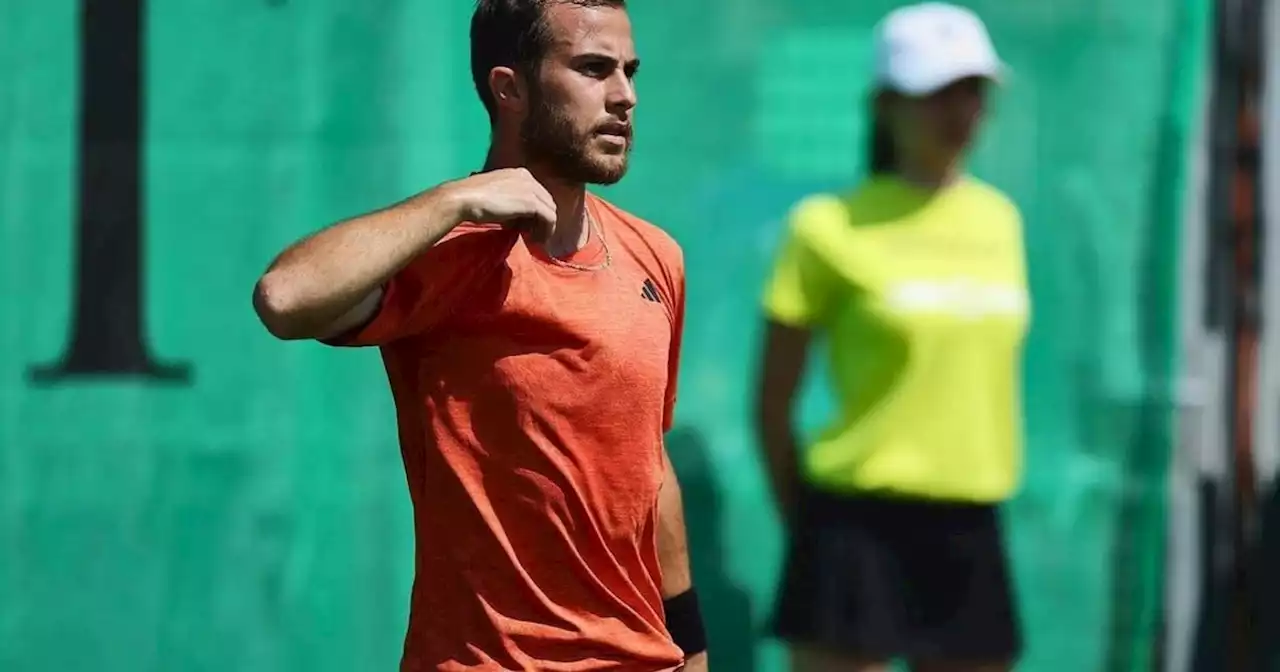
[0,0,1207,670]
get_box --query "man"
[251,1,707,670]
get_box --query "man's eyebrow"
[570,52,641,69]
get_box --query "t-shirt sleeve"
[762,198,842,327]
[663,255,686,433]
[323,226,515,347]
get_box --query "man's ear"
[488,66,528,116]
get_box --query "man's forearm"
[253,183,467,340]
[656,449,708,668]
[656,449,693,596]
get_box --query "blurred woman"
[755,4,1030,672]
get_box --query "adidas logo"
[641,278,662,303]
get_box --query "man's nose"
[606,72,637,111]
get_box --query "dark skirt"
[770,488,1023,663]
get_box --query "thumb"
[511,216,552,243]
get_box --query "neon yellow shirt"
[763,176,1030,502]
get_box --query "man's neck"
[482,148,589,257]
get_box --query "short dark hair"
[470,0,626,121]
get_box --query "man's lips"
[597,122,631,140]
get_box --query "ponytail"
[867,91,897,175]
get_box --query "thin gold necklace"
[545,206,612,272]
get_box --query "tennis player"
[756,4,1029,671]
[252,1,706,670]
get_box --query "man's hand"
[448,168,558,241]
[682,651,708,671]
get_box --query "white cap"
[874,3,1004,96]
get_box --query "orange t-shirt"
[327,194,686,671]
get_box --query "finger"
[508,216,539,233]
[523,216,553,243]
[532,180,554,204]
[523,176,553,206]
[536,199,557,225]
[534,209,557,242]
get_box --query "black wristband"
[663,589,707,656]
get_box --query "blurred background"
[2,0,1278,670]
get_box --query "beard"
[521,90,630,185]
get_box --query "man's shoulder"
[394,222,517,284]
[590,195,683,268]
[442,220,512,243]
[427,221,520,258]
